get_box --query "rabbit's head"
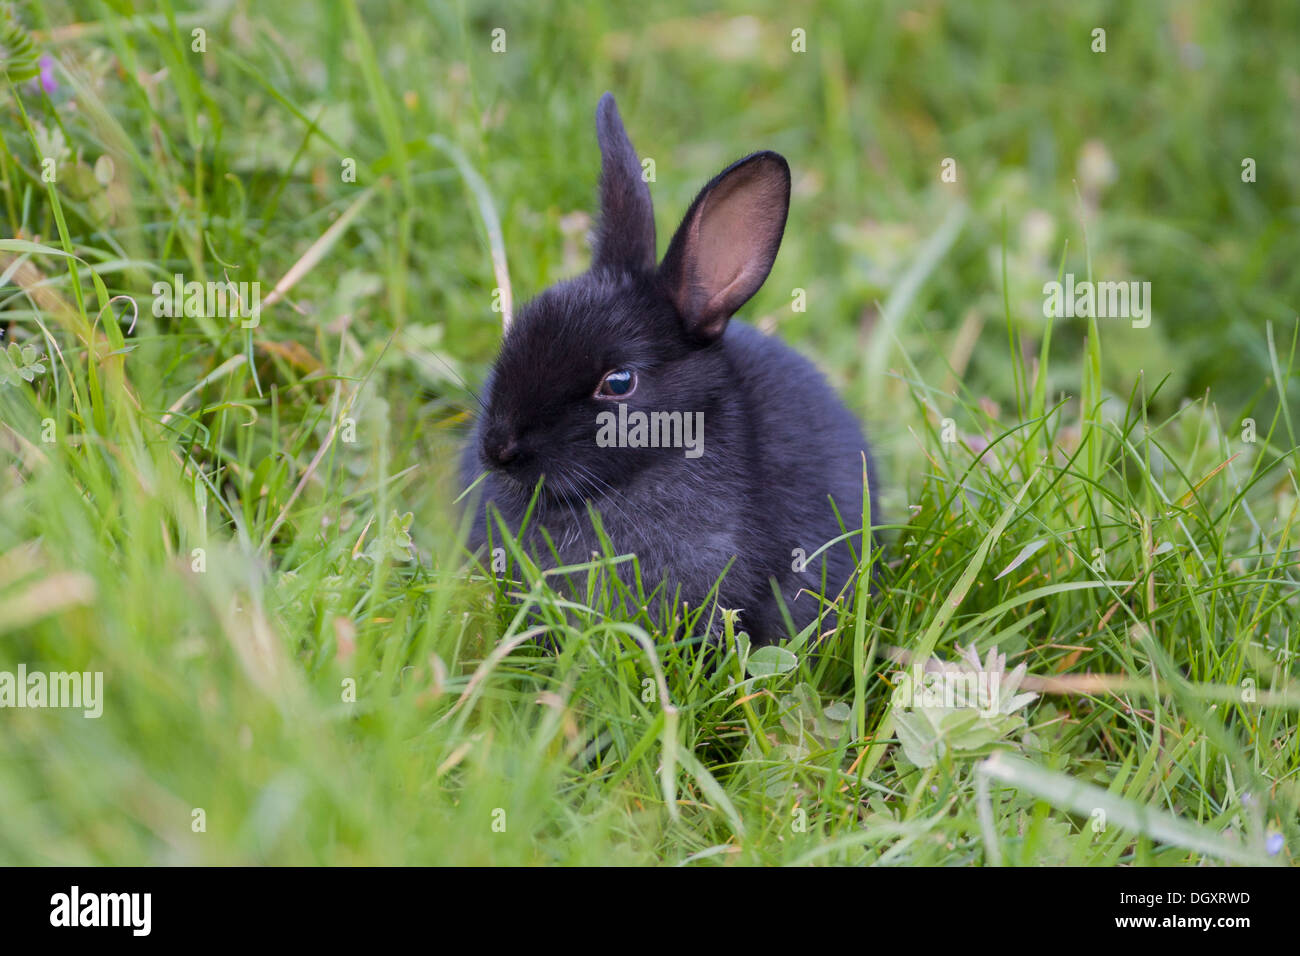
[475,93,790,504]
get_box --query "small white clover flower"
[893,645,1039,768]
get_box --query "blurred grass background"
[0,0,1297,865]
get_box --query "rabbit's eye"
[595,368,637,398]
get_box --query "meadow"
[1,0,1297,865]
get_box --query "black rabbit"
[461,93,879,646]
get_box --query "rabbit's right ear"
[592,93,657,275]
[658,151,790,342]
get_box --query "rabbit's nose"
[492,437,520,465]
[484,427,521,467]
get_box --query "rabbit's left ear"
[592,93,657,275]
[658,151,790,342]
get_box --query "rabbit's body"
[462,94,878,645]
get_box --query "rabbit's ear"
[592,93,656,275]
[658,151,790,342]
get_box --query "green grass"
[1,0,1297,865]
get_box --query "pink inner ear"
[692,163,787,317]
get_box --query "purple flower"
[1266,833,1284,856]
[26,54,57,96]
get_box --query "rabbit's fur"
[462,93,878,645]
